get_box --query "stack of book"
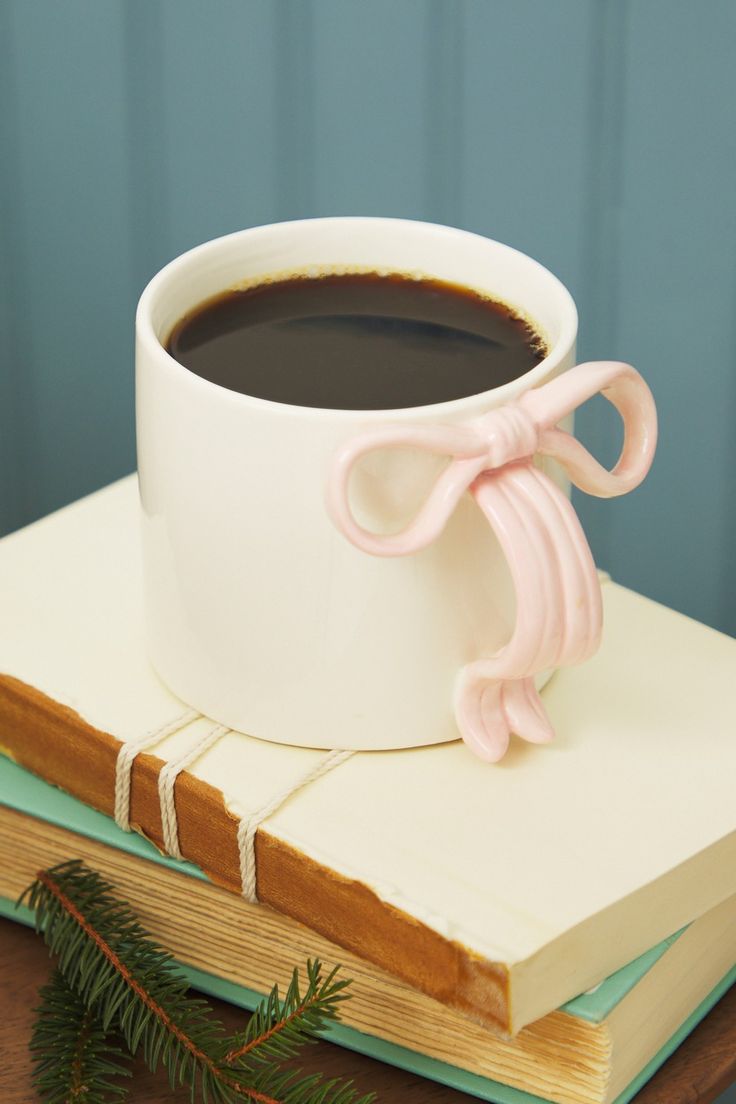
[1,477,734,1104]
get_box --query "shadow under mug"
[136,217,656,761]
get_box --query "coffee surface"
[166,272,547,410]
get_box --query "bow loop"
[521,361,657,497]
[326,421,491,557]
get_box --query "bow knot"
[475,402,539,470]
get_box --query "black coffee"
[166,272,547,410]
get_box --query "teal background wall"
[1,1,735,638]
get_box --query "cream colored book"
[1,758,734,1104]
[0,476,734,1037]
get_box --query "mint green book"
[1,756,733,1104]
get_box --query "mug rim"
[136,216,579,422]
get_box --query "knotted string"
[327,361,657,762]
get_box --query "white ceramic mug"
[136,218,656,759]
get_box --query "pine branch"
[21,861,375,1104]
[22,862,265,1101]
[226,960,350,1066]
[31,968,131,1104]
[224,961,374,1104]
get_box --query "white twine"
[114,708,201,832]
[237,748,354,904]
[117,708,353,889]
[157,722,230,860]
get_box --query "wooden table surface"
[1,916,734,1104]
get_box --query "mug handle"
[326,362,657,761]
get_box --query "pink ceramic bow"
[327,362,657,762]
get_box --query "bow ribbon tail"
[454,460,602,762]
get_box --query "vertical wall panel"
[576,0,628,361]
[273,0,315,220]
[156,0,281,258]
[5,0,136,522]
[590,0,736,633]
[568,0,628,574]
[123,1,171,292]
[424,0,464,227]
[310,0,429,218]
[460,1,593,293]
[0,2,27,534]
